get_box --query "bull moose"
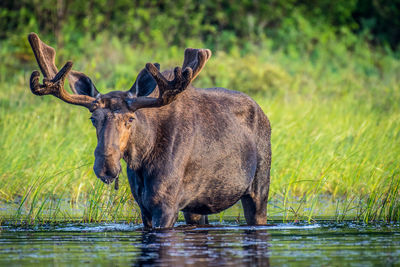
[28,33,271,228]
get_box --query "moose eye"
[128,117,134,123]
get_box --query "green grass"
[0,32,399,224]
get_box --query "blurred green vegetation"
[1,0,400,50]
[0,1,399,223]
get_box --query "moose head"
[28,33,211,189]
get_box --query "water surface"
[1,221,399,266]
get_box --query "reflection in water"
[1,222,400,266]
[135,228,271,266]
[243,230,270,267]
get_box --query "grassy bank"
[0,32,399,224]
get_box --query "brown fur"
[28,33,271,229]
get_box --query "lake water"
[1,221,399,266]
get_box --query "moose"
[28,33,271,228]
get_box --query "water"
[1,221,399,266]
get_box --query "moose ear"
[129,63,160,97]
[68,70,100,97]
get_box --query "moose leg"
[183,212,209,225]
[241,194,267,225]
[139,208,153,229]
[126,168,153,228]
[241,160,270,225]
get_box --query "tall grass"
[0,32,399,224]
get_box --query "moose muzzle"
[93,146,122,185]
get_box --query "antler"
[28,33,96,110]
[182,48,211,81]
[146,64,193,103]
[126,48,211,111]
[126,65,193,111]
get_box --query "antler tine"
[28,33,96,110]
[28,33,58,79]
[182,48,212,82]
